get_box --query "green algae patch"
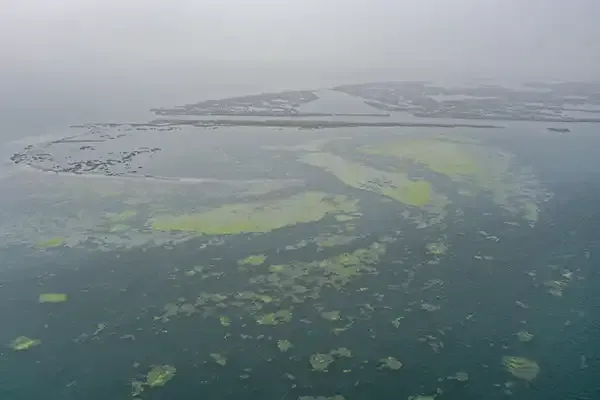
[36,237,65,248]
[107,210,137,222]
[300,153,447,213]
[146,364,176,387]
[321,310,341,321]
[277,340,293,352]
[310,348,353,372]
[382,180,432,207]
[238,254,267,266]
[426,242,448,255]
[334,214,356,222]
[39,293,68,303]
[420,303,440,312]
[310,353,335,372]
[151,191,358,235]
[363,139,481,179]
[219,316,231,327]
[210,353,228,366]
[132,364,176,396]
[330,348,352,358]
[448,371,469,381]
[360,138,550,224]
[10,336,41,351]
[256,309,293,325]
[502,356,540,381]
[109,223,130,233]
[379,356,403,370]
[316,234,357,248]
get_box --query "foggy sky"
[1,0,600,130]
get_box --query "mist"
[1,0,599,133]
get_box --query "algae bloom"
[36,237,65,248]
[320,310,341,321]
[219,316,231,327]
[379,356,403,370]
[516,331,534,342]
[107,210,137,222]
[39,293,68,303]
[502,356,540,381]
[256,309,293,325]
[210,353,228,366]
[299,153,440,209]
[310,353,335,372]
[420,303,441,312]
[425,242,448,255]
[146,364,176,387]
[238,254,267,266]
[448,371,469,381]
[10,336,41,351]
[151,191,358,235]
[277,340,293,352]
[330,347,352,358]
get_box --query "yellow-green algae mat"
[300,153,442,209]
[35,237,65,248]
[502,356,540,381]
[150,191,358,235]
[361,138,547,223]
[10,336,41,351]
[38,293,68,303]
[132,364,176,397]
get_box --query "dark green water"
[0,126,599,400]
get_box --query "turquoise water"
[0,124,599,400]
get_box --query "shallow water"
[0,122,599,400]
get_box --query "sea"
[0,83,599,400]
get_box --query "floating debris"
[379,356,403,370]
[38,293,68,303]
[502,356,540,381]
[10,336,41,351]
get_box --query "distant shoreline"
[74,119,503,130]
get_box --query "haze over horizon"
[2,0,600,131]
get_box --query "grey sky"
[3,0,599,80]
[1,0,599,129]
